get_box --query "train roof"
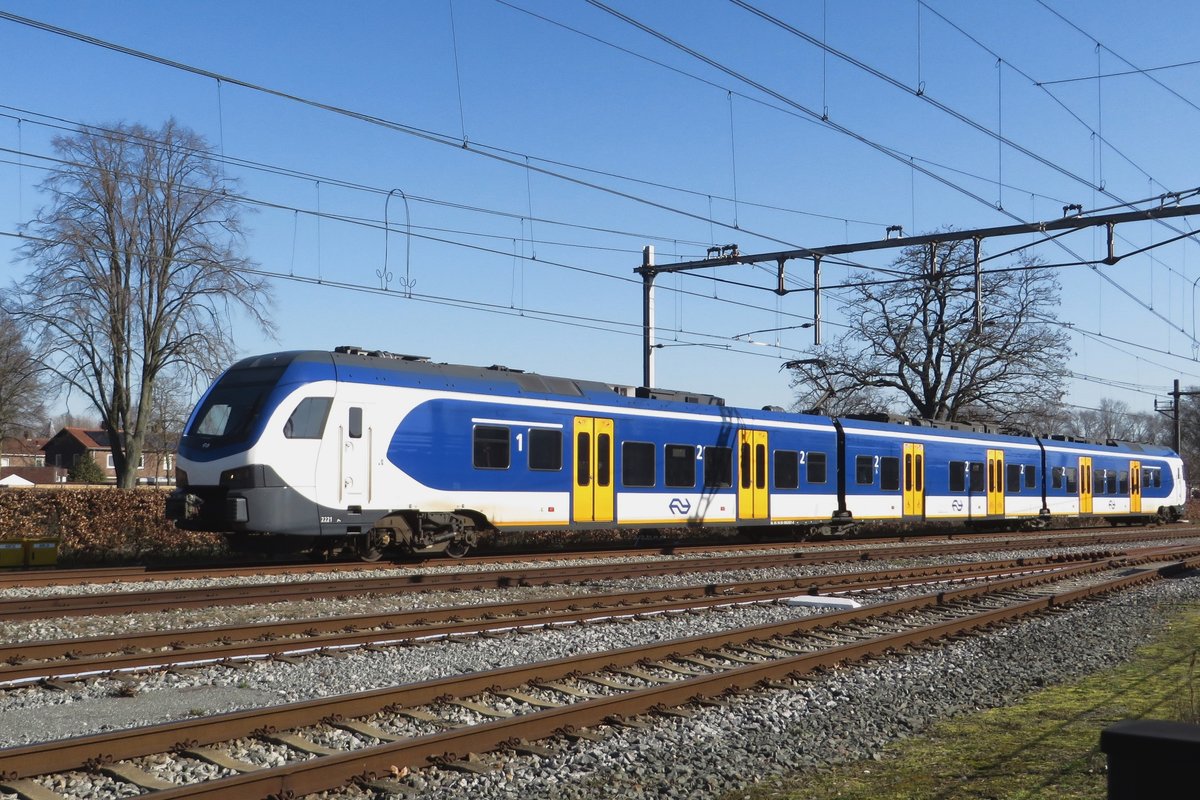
[227,348,1180,458]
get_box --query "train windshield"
[185,365,287,446]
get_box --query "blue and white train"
[166,346,1188,559]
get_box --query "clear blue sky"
[1,0,1198,418]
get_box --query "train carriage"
[167,347,1188,558]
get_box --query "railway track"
[2,523,1196,590]
[4,528,1196,623]
[0,550,1194,800]
[0,553,1112,688]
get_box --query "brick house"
[41,427,178,484]
[1,434,48,468]
[0,434,67,484]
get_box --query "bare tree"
[788,236,1071,424]
[0,309,51,438]
[1070,398,1169,444]
[8,119,273,487]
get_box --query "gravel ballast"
[0,553,1195,799]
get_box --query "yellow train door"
[987,449,1005,516]
[1079,456,1093,514]
[1130,460,1141,514]
[573,417,614,524]
[903,442,925,517]
[737,429,769,520]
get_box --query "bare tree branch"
[788,235,1070,425]
[9,119,275,487]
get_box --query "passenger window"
[704,446,732,488]
[880,457,900,491]
[1065,467,1078,494]
[1107,472,1118,495]
[283,397,332,439]
[1006,464,1022,494]
[949,461,966,492]
[529,429,562,471]
[348,406,363,439]
[576,432,590,485]
[774,450,799,489]
[969,462,985,492]
[806,452,827,485]
[1052,466,1063,490]
[1118,470,1129,494]
[473,425,509,469]
[622,442,655,487]
[597,433,611,487]
[855,455,874,485]
[755,444,766,490]
[665,444,696,488]
[1025,466,1036,489]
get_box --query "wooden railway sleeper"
[180,746,263,773]
[609,666,673,685]
[490,689,566,709]
[96,762,178,791]
[445,699,513,718]
[262,731,342,756]
[330,719,408,743]
[0,777,67,800]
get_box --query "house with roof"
[42,427,178,484]
[0,434,66,485]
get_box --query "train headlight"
[220,465,260,489]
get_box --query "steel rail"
[1,524,1194,590]
[0,555,1097,686]
[142,560,1187,800]
[3,530,1194,622]
[0,552,1187,785]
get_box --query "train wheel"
[444,538,471,559]
[358,527,393,562]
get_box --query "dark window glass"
[283,397,332,439]
[774,450,799,489]
[529,429,562,471]
[704,447,732,488]
[807,452,828,484]
[187,364,287,445]
[623,441,655,487]
[880,456,900,491]
[1025,466,1036,489]
[1006,464,1022,494]
[755,444,766,490]
[597,433,611,487]
[969,462,986,492]
[473,426,509,469]
[1118,470,1129,495]
[665,444,696,488]
[348,407,363,439]
[949,461,966,492]
[576,432,590,485]
[1094,470,1107,495]
[1065,466,1078,494]
[915,454,923,492]
[1107,472,1118,495]
[904,453,913,491]
[740,443,752,489]
[855,455,874,485]
[1052,466,1064,490]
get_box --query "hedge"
[0,487,223,563]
